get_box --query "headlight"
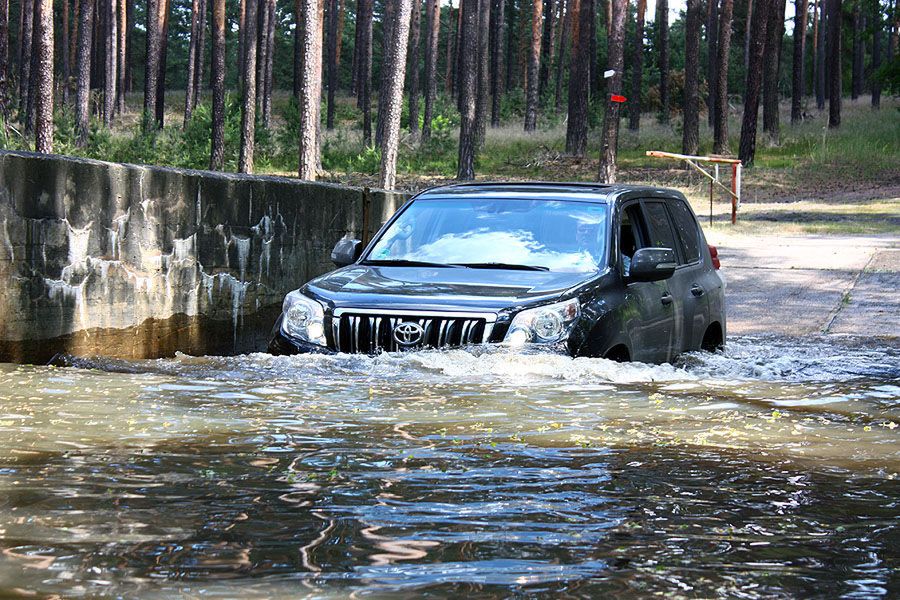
[504,298,581,345]
[281,291,327,346]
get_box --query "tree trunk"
[707,0,719,128]
[155,0,171,128]
[445,5,456,95]
[144,0,160,129]
[256,0,268,114]
[238,0,246,90]
[104,0,117,126]
[566,0,589,155]
[326,0,338,129]
[657,0,670,122]
[407,0,421,135]
[62,0,70,103]
[376,0,397,147]
[628,0,645,130]
[457,0,478,179]
[890,0,899,60]
[33,0,52,152]
[379,0,412,189]
[791,0,808,123]
[18,0,33,115]
[826,0,840,126]
[588,0,597,95]
[350,0,360,95]
[116,0,126,113]
[762,0,784,137]
[239,0,258,173]
[209,0,225,170]
[262,0,275,128]
[491,0,506,124]
[0,0,8,120]
[298,0,323,179]
[474,0,490,148]
[422,0,439,138]
[683,0,701,156]
[554,0,570,112]
[75,0,93,145]
[506,0,516,91]
[744,0,753,76]
[713,0,734,153]
[851,0,862,99]
[597,0,625,182]
[296,0,304,98]
[71,0,80,99]
[738,0,772,166]
[524,0,542,131]
[185,0,201,126]
[539,0,555,96]
[871,0,881,108]
[125,0,134,92]
[358,0,373,145]
[816,0,825,108]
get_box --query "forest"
[0,0,897,192]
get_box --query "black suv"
[268,183,725,363]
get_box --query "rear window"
[667,199,702,264]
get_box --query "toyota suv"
[268,182,725,363]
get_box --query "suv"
[268,183,725,363]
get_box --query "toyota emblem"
[393,321,424,346]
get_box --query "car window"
[667,199,702,264]
[641,201,681,261]
[618,204,647,276]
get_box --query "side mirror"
[628,247,677,282]
[331,238,363,267]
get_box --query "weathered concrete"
[707,233,900,339]
[0,151,407,363]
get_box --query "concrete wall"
[0,151,408,363]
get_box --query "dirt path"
[707,233,900,339]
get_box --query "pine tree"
[827,0,841,127]
[380,0,413,189]
[628,0,646,130]
[239,0,258,173]
[407,0,421,135]
[713,0,734,153]
[683,0,701,156]
[457,0,478,178]
[422,0,440,138]
[791,0,809,123]
[209,0,226,170]
[738,0,773,165]
[74,0,94,146]
[598,0,626,182]
[33,0,52,152]
[524,0,542,131]
[298,0,323,179]
[657,0,670,122]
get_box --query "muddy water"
[0,337,897,597]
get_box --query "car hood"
[304,265,599,311]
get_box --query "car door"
[617,201,677,363]
[665,198,710,351]
[638,200,685,362]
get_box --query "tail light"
[708,244,720,270]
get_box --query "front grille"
[329,310,495,353]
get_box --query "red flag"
[610,94,627,103]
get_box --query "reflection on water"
[0,337,897,597]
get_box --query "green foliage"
[874,56,900,97]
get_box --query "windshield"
[365,198,610,273]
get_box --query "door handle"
[661,293,673,306]
[691,285,705,297]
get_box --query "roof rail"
[429,181,613,191]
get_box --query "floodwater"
[0,337,897,598]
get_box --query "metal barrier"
[645,150,743,225]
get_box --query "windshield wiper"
[362,259,463,268]
[452,262,550,271]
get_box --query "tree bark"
[816,0,825,108]
[744,0,753,76]
[407,0,421,135]
[422,0,439,138]
[657,0,670,122]
[238,0,246,90]
[125,0,134,92]
[707,0,719,127]
[18,0,33,115]
[445,5,456,95]
[256,0,268,115]
[358,0,373,145]
[326,0,338,129]
[116,0,126,113]
[890,0,899,60]
[506,0,517,91]
[851,0,862,99]
[524,0,542,131]
[0,0,8,120]
[104,0,117,126]
[33,0,52,152]
[457,0,478,179]
[298,0,323,179]
[185,0,201,126]
[683,0,701,156]
[61,0,70,103]
[144,0,160,129]
[826,0,840,126]
[379,0,412,190]
[871,0,881,108]
[738,0,772,166]
[597,0,625,182]
[628,0,645,130]
[209,0,225,170]
[566,0,589,155]
[539,0,555,96]
[376,0,397,147]
[554,0,570,112]
[75,0,93,146]
[155,0,171,128]
[491,0,506,124]
[239,0,258,173]
[791,0,808,123]
[262,0,275,128]
[350,0,360,95]
[713,0,734,153]
[474,0,490,148]
[762,0,785,137]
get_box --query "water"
[0,337,897,598]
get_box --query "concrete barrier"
[0,151,409,363]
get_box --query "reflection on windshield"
[367,198,609,273]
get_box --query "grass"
[2,90,898,236]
